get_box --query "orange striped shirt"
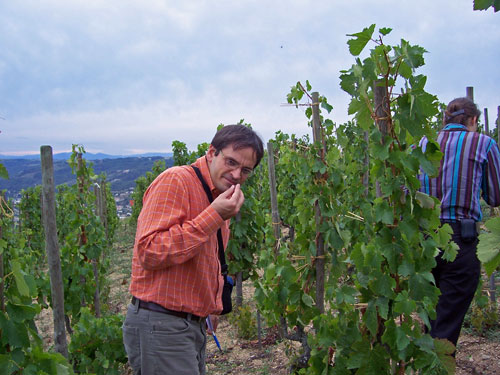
[129,156,230,317]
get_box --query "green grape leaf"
[11,260,30,297]
[321,99,333,113]
[477,217,500,275]
[434,338,456,373]
[339,71,357,96]
[5,319,30,348]
[439,227,458,262]
[336,285,357,305]
[302,293,315,308]
[0,354,17,374]
[375,297,389,320]
[398,61,412,79]
[474,0,500,11]
[371,273,396,298]
[6,303,39,323]
[374,199,393,225]
[363,302,378,336]
[346,24,376,56]
[415,191,435,209]
[379,27,392,36]
[394,291,416,315]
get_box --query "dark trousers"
[430,230,481,347]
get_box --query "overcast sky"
[1,0,498,156]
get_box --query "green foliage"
[102,176,119,245]
[1,144,120,373]
[69,307,127,374]
[0,197,73,375]
[52,145,116,322]
[229,305,258,340]
[130,159,167,224]
[474,0,500,12]
[17,186,52,306]
[477,217,500,275]
[227,156,268,280]
[255,26,456,374]
[172,140,209,166]
[469,299,499,334]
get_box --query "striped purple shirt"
[418,123,500,222]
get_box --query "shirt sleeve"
[482,140,500,207]
[135,169,224,270]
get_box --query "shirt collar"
[193,156,219,198]
[443,123,468,131]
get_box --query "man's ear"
[206,145,216,163]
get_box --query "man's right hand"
[211,184,245,220]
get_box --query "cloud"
[0,1,499,156]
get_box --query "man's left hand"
[206,315,219,335]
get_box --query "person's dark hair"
[443,97,481,126]
[211,124,264,167]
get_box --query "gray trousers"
[122,302,207,375]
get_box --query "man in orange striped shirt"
[123,125,264,375]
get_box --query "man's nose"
[230,168,242,180]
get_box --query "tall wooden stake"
[466,86,474,102]
[267,142,281,249]
[92,183,102,318]
[484,108,490,134]
[311,92,325,315]
[267,141,286,338]
[374,81,390,198]
[41,145,68,358]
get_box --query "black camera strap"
[191,165,228,276]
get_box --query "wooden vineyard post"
[102,179,109,240]
[484,108,490,134]
[311,92,325,315]
[92,183,102,318]
[466,86,474,102]
[266,141,286,339]
[267,142,281,250]
[40,145,68,359]
[495,105,500,143]
[374,81,390,198]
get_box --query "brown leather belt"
[131,296,204,322]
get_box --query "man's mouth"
[224,176,237,185]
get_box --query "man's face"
[206,144,257,192]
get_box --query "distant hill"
[0,152,173,161]
[0,155,174,198]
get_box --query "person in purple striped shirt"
[418,97,500,351]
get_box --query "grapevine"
[255,25,459,374]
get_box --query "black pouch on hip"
[460,218,477,242]
[221,274,234,315]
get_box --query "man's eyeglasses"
[218,150,254,177]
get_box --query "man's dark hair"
[444,97,481,126]
[211,124,264,167]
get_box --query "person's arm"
[135,170,223,270]
[135,169,245,270]
[482,140,500,207]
